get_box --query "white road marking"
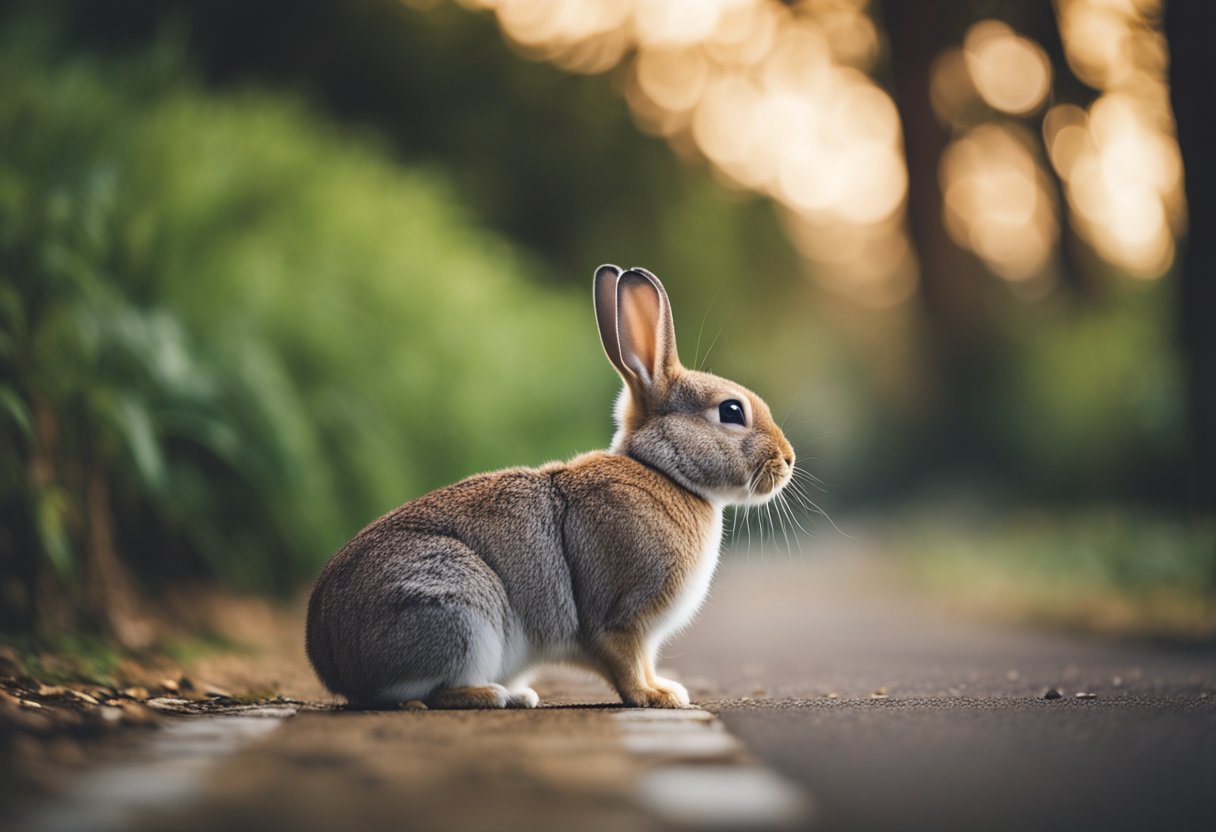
[615,708,814,829]
[18,710,291,832]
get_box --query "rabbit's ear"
[594,264,627,375]
[616,267,680,389]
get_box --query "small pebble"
[824,692,839,700]
[1043,689,1062,700]
[401,699,428,711]
[112,700,159,725]
[870,687,889,699]
[1075,692,1097,700]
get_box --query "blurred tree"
[0,0,1200,646]
[1021,0,1098,300]
[879,0,986,352]
[1165,1,1216,518]
[41,0,797,299]
[877,0,997,480]
[0,26,619,636]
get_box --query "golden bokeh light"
[456,0,1186,296]
[460,0,913,307]
[1050,0,1183,278]
[941,124,1057,282]
[964,20,1052,116]
[929,47,981,127]
[635,47,711,114]
[704,0,780,67]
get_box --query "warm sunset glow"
[937,21,1060,285]
[938,4,1183,285]
[1050,0,1183,278]
[457,0,1186,296]
[941,124,1057,282]
[930,47,981,127]
[964,20,1052,116]
[461,0,913,307]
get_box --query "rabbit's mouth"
[739,457,792,505]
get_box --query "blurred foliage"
[0,1,1204,641]
[0,631,126,686]
[991,283,1186,500]
[893,507,1216,639]
[0,25,612,620]
[35,0,806,298]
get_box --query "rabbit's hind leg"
[427,683,538,709]
[421,633,540,708]
[370,537,511,708]
[428,683,511,709]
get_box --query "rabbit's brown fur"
[305,265,793,708]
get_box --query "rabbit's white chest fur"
[647,507,724,650]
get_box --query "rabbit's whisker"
[773,492,795,561]
[697,319,728,372]
[777,492,795,560]
[692,280,726,371]
[778,491,813,543]
[801,494,852,539]
[791,465,827,492]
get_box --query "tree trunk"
[1026,0,1100,302]
[86,466,154,649]
[878,0,995,468]
[880,0,985,350]
[1165,1,1216,518]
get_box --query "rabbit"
[305,264,795,709]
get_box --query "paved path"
[21,546,1216,832]
[682,554,1216,832]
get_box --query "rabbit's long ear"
[594,264,627,375]
[616,267,680,389]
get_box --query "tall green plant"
[0,33,608,635]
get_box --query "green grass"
[1,631,125,686]
[0,24,610,610]
[1,626,246,688]
[890,507,1216,639]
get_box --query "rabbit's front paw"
[506,687,540,708]
[626,679,691,709]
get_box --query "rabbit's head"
[594,265,794,508]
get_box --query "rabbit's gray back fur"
[306,453,718,705]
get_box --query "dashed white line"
[615,709,814,829]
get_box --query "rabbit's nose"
[783,453,794,468]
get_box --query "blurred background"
[1,0,1213,659]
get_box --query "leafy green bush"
[894,507,1216,638]
[990,283,1186,500]
[0,33,610,625]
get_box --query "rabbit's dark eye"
[718,399,746,426]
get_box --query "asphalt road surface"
[17,545,1216,832]
[681,553,1216,832]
